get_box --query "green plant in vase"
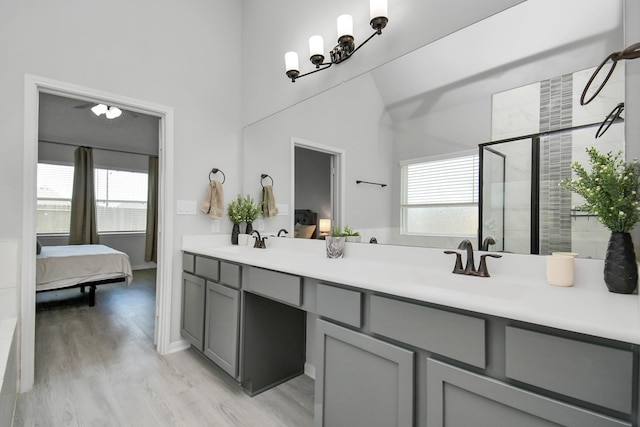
[560,147,640,293]
[227,195,244,245]
[332,225,361,242]
[241,195,262,235]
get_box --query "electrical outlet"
[277,204,289,216]
[257,219,265,231]
[177,200,196,215]
[211,219,220,232]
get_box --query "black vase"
[245,222,253,235]
[231,223,240,245]
[604,232,638,294]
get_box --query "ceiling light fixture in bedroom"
[284,0,388,83]
[91,104,122,119]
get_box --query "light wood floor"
[14,269,314,427]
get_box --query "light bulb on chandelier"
[285,0,388,82]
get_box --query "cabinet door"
[315,319,414,427]
[181,272,206,351]
[204,281,240,378]
[426,358,630,427]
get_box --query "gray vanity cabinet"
[180,272,206,351]
[182,253,241,379]
[203,281,240,378]
[315,319,414,427]
[426,358,630,427]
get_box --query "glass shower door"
[481,147,506,252]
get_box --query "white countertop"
[183,235,640,345]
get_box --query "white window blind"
[37,164,74,234]
[401,154,479,236]
[95,168,148,233]
[404,155,479,205]
[37,163,148,234]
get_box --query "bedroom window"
[95,168,148,233]
[37,164,75,234]
[401,153,479,236]
[37,163,148,234]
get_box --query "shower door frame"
[478,119,621,254]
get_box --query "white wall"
[1,0,243,355]
[0,242,19,322]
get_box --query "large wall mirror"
[243,0,625,258]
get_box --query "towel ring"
[261,174,274,188]
[209,168,226,183]
[595,102,624,138]
[580,42,640,105]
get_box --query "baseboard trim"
[167,339,191,354]
[131,263,157,271]
[304,362,316,380]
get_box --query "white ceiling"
[38,92,160,156]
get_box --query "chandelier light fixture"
[91,104,123,119]
[285,0,388,83]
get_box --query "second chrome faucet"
[444,239,501,277]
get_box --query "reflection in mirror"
[294,146,333,240]
[481,63,625,259]
[243,0,624,258]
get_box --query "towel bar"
[356,180,386,188]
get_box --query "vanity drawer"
[370,295,485,368]
[195,256,219,281]
[317,283,362,328]
[505,326,633,414]
[245,267,302,307]
[183,253,195,273]
[219,261,241,289]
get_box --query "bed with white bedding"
[36,244,133,306]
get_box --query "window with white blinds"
[401,154,479,236]
[37,163,148,234]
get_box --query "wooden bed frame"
[36,276,127,307]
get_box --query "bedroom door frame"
[291,137,345,232]
[21,75,175,392]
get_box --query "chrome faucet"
[277,228,289,237]
[444,239,502,277]
[251,230,268,249]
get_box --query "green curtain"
[69,146,99,244]
[145,156,159,263]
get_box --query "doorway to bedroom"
[292,138,344,238]
[35,92,160,340]
[22,75,174,392]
